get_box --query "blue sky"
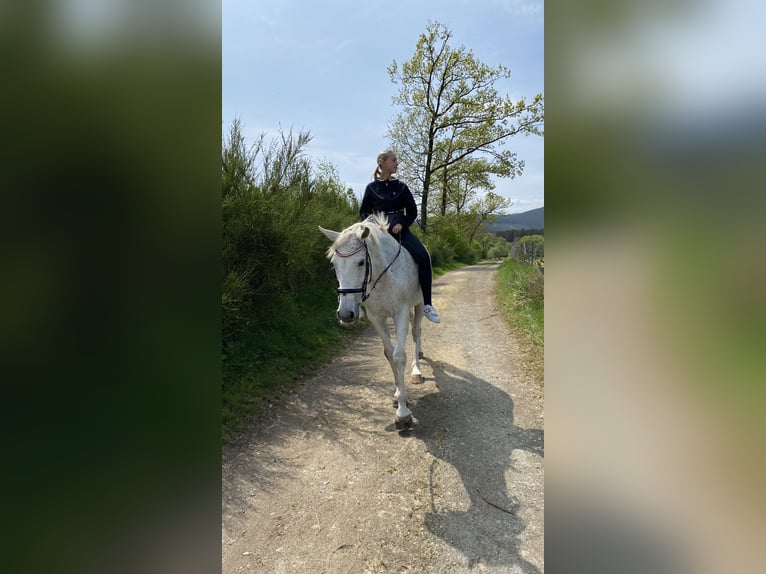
[223,0,544,213]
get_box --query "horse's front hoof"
[395,415,413,430]
[392,399,409,409]
[410,373,425,384]
[418,351,424,359]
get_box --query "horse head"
[319,222,373,325]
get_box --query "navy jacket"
[359,179,418,233]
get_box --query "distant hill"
[486,207,544,231]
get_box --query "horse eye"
[358,261,364,267]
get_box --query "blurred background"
[2,0,765,572]
[0,1,220,573]
[546,0,766,572]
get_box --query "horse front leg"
[410,304,424,384]
[367,313,396,374]
[391,311,413,428]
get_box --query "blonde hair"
[372,149,396,181]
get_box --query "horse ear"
[360,227,370,239]
[318,226,340,241]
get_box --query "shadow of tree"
[412,358,544,573]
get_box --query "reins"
[335,233,402,302]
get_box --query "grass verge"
[495,258,544,384]
[222,284,365,442]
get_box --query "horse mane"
[327,213,391,257]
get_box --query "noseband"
[334,237,401,302]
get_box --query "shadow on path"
[412,358,544,572]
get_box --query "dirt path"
[222,263,544,573]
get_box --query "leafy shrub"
[423,218,479,265]
[487,243,510,259]
[427,242,453,269]
[222,269,254,344]
[222,120,358,348]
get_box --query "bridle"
[334,235,402,302]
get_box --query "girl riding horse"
[359,149,441,324]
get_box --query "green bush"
[478,232,510,259]
[427,243,453,269]
[487,243,509,259]
[221,120,363,438]
[423,218,479,265]
[221,268,254,344]
[221,121,358,347]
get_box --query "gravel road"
[222,263,544,573]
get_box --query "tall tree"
[441,157,495,214]
[387,21,543,233]
[466,191,511,242]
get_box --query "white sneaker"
[423,305,441,323]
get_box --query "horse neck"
[368,233,397,268]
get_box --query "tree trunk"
[421,132,435,234]
[440,168,448,216]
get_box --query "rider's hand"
[391,223,403,234]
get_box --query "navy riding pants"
[392,229,433,306]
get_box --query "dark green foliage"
[222,120,358,345]
[420,216,480,267]
[221,120,360,438]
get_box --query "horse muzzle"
[337,307,360,325]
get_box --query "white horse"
[319,214,424,429]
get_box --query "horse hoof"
[392,400,409,409]
[395,415,413,430]
[411,374,425,385]
[418,352,424,359]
